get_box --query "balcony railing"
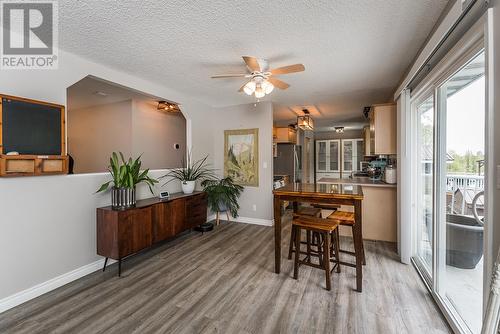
[446,174,484,215]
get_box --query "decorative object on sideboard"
[297,109,314,130]
[224,128,259,187]
[161,153,216,194]
[202,176,244,226]
[96,152,158,210]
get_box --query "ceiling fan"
[211,56,305,98]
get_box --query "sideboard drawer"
[118,207,152,258]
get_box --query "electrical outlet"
[252,204,257,211]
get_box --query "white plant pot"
[181,180,195,194]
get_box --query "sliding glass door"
[412,50,486,334]
[415,95,435,281]
[436,51,485,334]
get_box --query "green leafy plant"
[96,152,158,193]
[161,154,216,185]
[201,177,244,218]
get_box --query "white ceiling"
[58,0,449,123]
[67,76,165,110]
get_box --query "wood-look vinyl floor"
[0,219,451,334]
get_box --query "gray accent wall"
[212,102,274,221]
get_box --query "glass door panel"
[416,95,434,276]
[343,140,353,172]
[355,140,364,171]
[329,140,339,172]
[316,141,327,172]
[436,51,485,334]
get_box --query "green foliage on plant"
[96,152,158,193]
[447,150,485,175]
[201,177,244,218]
[161,154,216,185]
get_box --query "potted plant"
[161,154,216,194]
[201,176,244,226]
[96,152,158,210]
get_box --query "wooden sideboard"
[97,191,208,276]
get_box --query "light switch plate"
[497,165,500,189]
[263,162,268,169]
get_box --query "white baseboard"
[207,213,273,226]
[0,257,114,314]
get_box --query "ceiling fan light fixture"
[243,81,256,95]
[262,80,274,94]
[255,85,265,98]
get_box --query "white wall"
[68,100,133,173]
[212,102,274,222]
[131,100,186,169]
[0,50,215,310]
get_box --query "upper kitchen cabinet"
[368,103,396,155]
[274,126,297,144]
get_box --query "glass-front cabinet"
[341,139,364,178]
[315,139,340,177]
[316,138,363,180]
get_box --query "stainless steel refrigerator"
[274,143,302,183]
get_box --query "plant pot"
[111,187,136,210]
[181,181,195,194]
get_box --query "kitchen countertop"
[317,177,397,188]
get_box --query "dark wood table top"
[98,191,206,211]
[273,183,363,200]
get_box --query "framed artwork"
[224,128,259,187]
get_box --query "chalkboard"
[2,97,62,155]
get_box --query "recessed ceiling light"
[94,91,109,97]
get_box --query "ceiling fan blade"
[242,56,261,72]
[268,77,290,90]
[238,82,247,92]
[269,64,305,75]
[211,74,248,78]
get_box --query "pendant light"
[297,109,314,130]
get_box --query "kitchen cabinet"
[316,139,363,179]
[315,139,340,174]
[368,103,396,155]
[341,139,364,178]
[274,127,297,144]
[363,126,371,156]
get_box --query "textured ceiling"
[58,0,448,123]
[67,76,165,110]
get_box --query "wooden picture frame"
[0,94,68,177]
[224,128,259,187]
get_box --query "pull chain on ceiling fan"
[211,56,305,99]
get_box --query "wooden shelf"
[0,154,68,177]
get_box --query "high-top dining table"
[273,183,365,292]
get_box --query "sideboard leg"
[118,259,122,277]
[102,257,108,272]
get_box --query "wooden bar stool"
[292,216,341,291]
[288,207,322,260]
[327,211,366,266]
